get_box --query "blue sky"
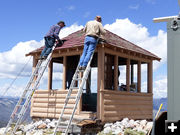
[0,0,179,98]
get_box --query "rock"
[144,122,153,131]
[38,123,47,129]
[15,131,22,135]
[104,122,113,128]
[33,130,43,135]
[0,128,6,134]
[24,124,35,132]
[45,119,51,123]
[121,118,129,126]
[48,121,56,128]
[103,126,112,134]
[140,120,147,127]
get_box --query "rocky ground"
[0,118,153,135]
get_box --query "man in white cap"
[79,16,106,70]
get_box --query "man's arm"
[54,26,61,40]
[99,23,106,35]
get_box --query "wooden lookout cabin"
[26,29,160,123]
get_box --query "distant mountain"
[0,97,168,128]
[153,97,167,112]
[0,97,31,128]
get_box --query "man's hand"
[56,39,64,47]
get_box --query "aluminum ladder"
[53,53,94,135]
[3,45,56,135]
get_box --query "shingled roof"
[27,29,160,61]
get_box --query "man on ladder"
[40,21,66,59]
[53,16,106,135]
[79,15,106,70]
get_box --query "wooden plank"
[33,93,77,98]
[137,61,141,92]
[104,99,152,105]
[104,110,152,117]
[33,98,76,103]
[32,108,76,114]
[31,112,91,119]
[104,105,152,111]
[104,47,151,63]
[101,90,152,96]
[34,90,78,94]
[103,94,152,101]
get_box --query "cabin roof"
[26,29,160,61]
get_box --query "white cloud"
[67,5,75,11]
[129,4,140,10]
[104,18,167,70]
[84,12,91,18]
[0,20,167,98]
[59,23,83,38]
[153,76,167,98]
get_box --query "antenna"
[178,0,180,7]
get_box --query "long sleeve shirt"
[45,24,62,40]
[83,20,106,39]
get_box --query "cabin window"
[118,57,127,91]
[141,63,148,93]
[52,57,63,90]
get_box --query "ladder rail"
[64,53,93,134]
[4,45,56,135]
[53,51,95,135]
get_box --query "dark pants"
[40,37,55,57]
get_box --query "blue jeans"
[79,36,97,66]
[40,37,55,57]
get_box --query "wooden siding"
[101,90,153,122]
[31,89,92,119]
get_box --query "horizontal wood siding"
[31,89,80,119]
[102,90,153,122]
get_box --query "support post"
[97,46,105,120]
[126,58,130,91]
[48,60,53,91]
[137,61,141,93]
[63,56,67,89]
[148,61,153,93]
[131,64,134,84]
[114,55,118,91]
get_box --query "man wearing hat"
[79,16,106,70]
[40,21,65,59]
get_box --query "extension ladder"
[3,45,56,135]
[53,53,94,135]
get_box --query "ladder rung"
[70,87,79,89]
[58,125,67,129]
[68,96,76,99]
[59,121,76,125]
[65,106,74,109]
[73,78,82,81]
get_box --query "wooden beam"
[48,60,53,91]
[148,61,153,93]
[137,61,141,93]
[62,56,67,89]
[114,55,118,91]
[126,58,130,91]
[97,46,105,120]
